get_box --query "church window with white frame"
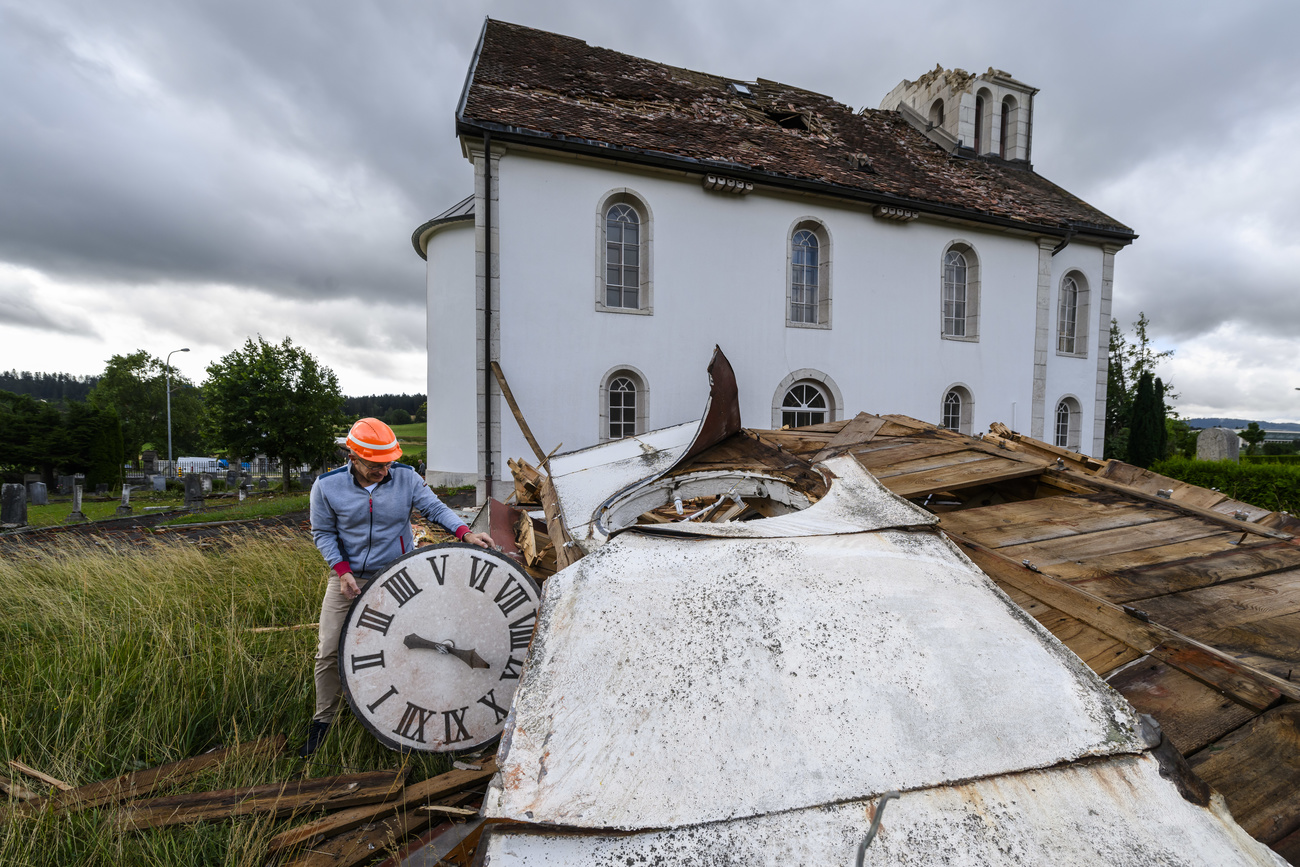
[599,366,649,441]
[941,385,974,435]
[781,382,829,428]
[1056,271,1089,357]
[786,218,831,328]
[941,242,980,340]
[595,190,653,315]
[1055,397,1082,450]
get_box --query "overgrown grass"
[0,536,453,866]
[158,495,310,527]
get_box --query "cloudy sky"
[2,0,1298,421]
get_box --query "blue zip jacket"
[310,461,469,578]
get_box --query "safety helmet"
[347,418,403,462]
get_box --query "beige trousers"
[313,573,371,723]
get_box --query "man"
[303,417,492,756]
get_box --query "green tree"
[89,352,204,462]
[1127,372,1163,469]
[1238,422,1267,456]
[383,408,412,426]
[0,390,65,482]
[1104,313,1175,460]
[62,403,125,490]
[203,337,346,490]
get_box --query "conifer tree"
[1127,372,1163,469]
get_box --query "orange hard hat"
[347,418,403,462]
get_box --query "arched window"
[973,94,984,152]
[771,369,841,428]
[786,218,832,328]
[1000,96,1018,158]
[782,382,828,428]
[1056,271,1089,357]
[1055,397,1082,450]
[941,385,974,435]
[595,190,653,314]
[929,98,945,128]
[599,366,649,441]
[941,242,980,340]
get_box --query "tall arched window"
[596,190,653,314]
[1056,271,1089,357]
[599,366,650,441]
[929,98,945,127]
[782,382,828,428]
[941,385,974,435]
[1055,397,1082,450]
[1000,96,1018,158]
[941,242,980,340]
[973,94,985,152]
[786,218,832,328]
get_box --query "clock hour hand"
[402,634,491,670]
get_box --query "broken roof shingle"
[459,20,1134,239]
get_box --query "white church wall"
[424,220,479,484]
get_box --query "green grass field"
[19,492,312,530]
[388,422,426,442]
[0,536,453,866]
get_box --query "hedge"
[1152,456,1300,514]
[1243,454,1300,465]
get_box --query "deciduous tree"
[203,337,345,490]
[89,352,204,462]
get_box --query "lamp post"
[166,348,190,471]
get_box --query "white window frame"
[1056,270,1090,358]
[1054,396,1083,450]
[771,369,842,428]
[941,384,974,435]
[595,189,654,315]
[940,240,980,341]
[786,217,832,329]
[598,365,650,442]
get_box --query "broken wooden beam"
[279,790,479,867]
[116,766,409,830]
[539,473,581,570]
[492,362,547,465]
[8,760,72,792]
[811,412,887,463]
[265,758,497,856]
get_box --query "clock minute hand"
[403,634,491,670]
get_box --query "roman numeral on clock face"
[393,702,436,743]
[494,576,531,617]
[427,553,449,586]
[366,685,399,714]
[443,707,471,743]
[382,568,422,607]
[467,555,496,592]
[350,651,385,672]
[355,605,394,636]
[499,655,523,681]
[509,610,536,650]
[477,689,510,724]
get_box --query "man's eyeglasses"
[353,456,392,472]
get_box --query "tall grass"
[0,535,452,866]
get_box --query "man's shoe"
[298,720,330,757]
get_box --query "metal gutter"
[454,118,1138,245]
[410,209,474,260]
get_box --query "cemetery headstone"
[150,474,166,492]
[238,485,247,502]
[27,481,48,506]
[200,473,213,494]
[95,483,108,496]
[1,483,27,527]
[66,484,87,523]
[226,470,239,486]
[23,473,41,485]
[58,475,74,495]
[183,475,204,511]
[142,450,158,474]
[116,484,133,517]
[257,476,269,490]
[1197,427,1240,462]
[300,472,316,489]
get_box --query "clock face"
[338,543,543,752]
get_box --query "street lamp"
[166,348,190,470]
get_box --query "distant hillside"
[1185,418,1300,432]
[0,369,99,403]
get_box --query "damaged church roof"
[456,19,1135,241]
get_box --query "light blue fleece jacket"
[310,461,469,578]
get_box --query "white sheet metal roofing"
[479,753,1286,866]
[484,528,1146,830]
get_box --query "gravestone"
[94,483,108,496]
[300,472,316,489]
[1,483,27,527]
[23,473,41,485]
[58,475,74,495]
[1197,427,1240,462]
[27,481,48,506]
[226,470,239,487]
[200,473,213,494]
[149,474,166,492]
[238,485,247,502]
[183,475,204,510]
[66,485,87,523]
[257,476,269,490]
[116,485,133,517]
[142,450,158,474]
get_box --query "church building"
[413,19,1136,498]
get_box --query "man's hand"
[462,531,495,549]
[340,571,361,600]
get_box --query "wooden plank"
[539,474,581,571]
[1099,461,1230,510]
[885,457,1044,498]
[951,533,1300,709]
[118,768,409,830]
[1050,534,1265,595]
[282,790,478,867]
[870,449,995,480]
[1140,570,1300,633]
[1060,541,1300,603]
[491,362,547,465]
[0,777,38,801]
[942,496,1176,549]
[1272,826,1300,866]
[995,516,1233,569]
[994,581,1141,676]
[852,440,978,471]
[1106,659,1258,755]
[267,758,498,856]
[1188,704,1300,844]
[811,412,887,463]
[9,761,72,792]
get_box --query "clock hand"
[402,634,491,670]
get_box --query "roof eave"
[411,211,475,260]
[455,118,1137,244]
